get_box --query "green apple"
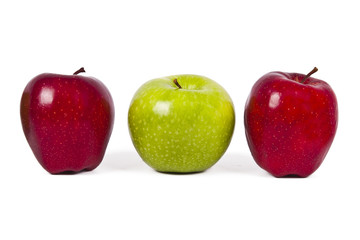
[128,74,235,173]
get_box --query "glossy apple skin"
[128,75,235,173]
[20,73,114,174]
[244,71,338,177]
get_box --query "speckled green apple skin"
[128,74,235,173]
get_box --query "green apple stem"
[73,67,86,75]
[173,78,182,89]
[301,67,318,83]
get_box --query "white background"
[0,0,359,239]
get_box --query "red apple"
[20,68,114,174]
[244,68,338,177]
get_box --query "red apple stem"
[173,78,182,89]
[301,67,318,83]
[73,67,86,75]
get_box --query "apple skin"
[244,70,338,177]
[20,70,114,174]
[128,74,235,173]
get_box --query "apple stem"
[73,67,86,75]
[301,67,318,83]
[173,78,182,89]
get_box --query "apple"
[20,68,114,174]
[244,67,338,177]
[128,74,235,173]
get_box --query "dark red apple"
[20,68,114,174]
[244,68,338,177]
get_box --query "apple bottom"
[245,112,336,178]
[37,155,102,174]
[130,116,235,173]
[250,144,328,178]
[32,137,105,174]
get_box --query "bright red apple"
[20,68,114,174]
[244,68,338,177]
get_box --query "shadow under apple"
[99,151,265,176]
[99,150,149,172]
[209,152,266,176]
